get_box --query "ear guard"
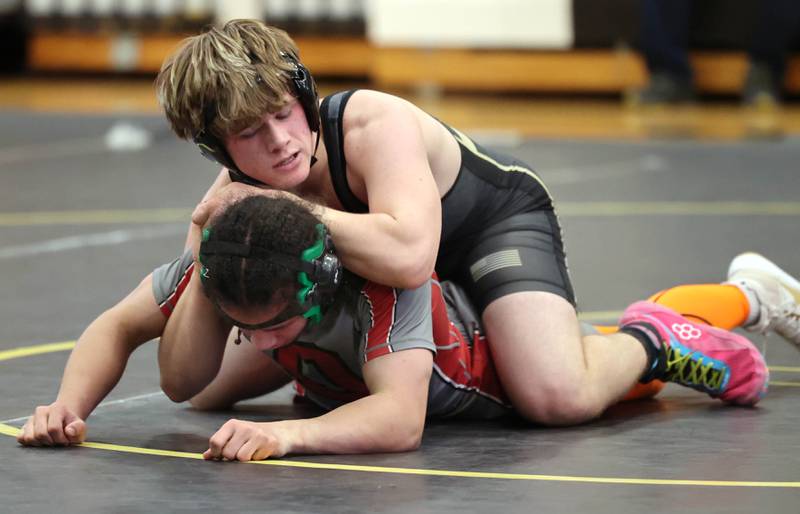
[199,223,341,325]
[296,224,341,322]
[192,52,320,186]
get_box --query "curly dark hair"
[198,194,321,310]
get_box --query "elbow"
[160,377,199,404]
[188,392,232,412]
[402,429,423,451]
[395,426,424,452]
[394,252,436,290]
[385,420,424,453]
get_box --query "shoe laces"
[663,345,726,394]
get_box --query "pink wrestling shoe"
[620,301,769,406]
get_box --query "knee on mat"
[188,394,232,412]
[514,387,604,426]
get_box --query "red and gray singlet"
[152,250,511,419]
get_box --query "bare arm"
[158,264,231,402]
[189,331,292,411]
[18,274,166,446]
[316,95,442,289]
[190,95,442,290]
[203,348,433,460]
[285,348,433,454]
[183,167,231,248]
[168,167,251,401]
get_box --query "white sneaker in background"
[727,252,800,348]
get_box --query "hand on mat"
[17,402,87,447]
[203,419,290,461]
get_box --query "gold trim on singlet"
[446,125,572,297]
[448,126,552,199]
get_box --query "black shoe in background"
[742,61,781,108]
[631,72,696,106]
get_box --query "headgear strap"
[193,52,321,186]
[199,224,341,325]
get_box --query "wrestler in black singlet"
[320,90,575,313]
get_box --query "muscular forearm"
[191,182,438,289]
[159,273,230,401]
[281,391,425,455]
[55,314,143,420]
[313,204,438,290]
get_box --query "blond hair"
[155,19,301,140]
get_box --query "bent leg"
[483,291,649,426]
[596,319,664,402]
[190,329,291,410]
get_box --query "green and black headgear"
[199,223,341,328]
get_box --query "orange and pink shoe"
[621,301,769,406]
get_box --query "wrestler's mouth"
[275,152,299,169]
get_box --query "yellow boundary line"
[578,310,622,322]
[0,209,191,226]
[1,202,800,227]
[3,340,799,377]
[0,341,76,361]
[0,422,797,488]
[771,381,800,387]
[558,202,800,217]
[2,342,798,488]
[769,366,800,372]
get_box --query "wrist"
[53,395,89,420]
[272,419,311,456]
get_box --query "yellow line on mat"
[0,423,796,488]
[0,209,191,226]
[1,202,799,227]
[2,341,799,380]
[557,201,800,217]
[769,366,800,373]
[770,381,800,387]
[0,341,76,362]
[578,310,622,322]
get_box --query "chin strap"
[310,129,321,167]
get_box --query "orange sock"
[594,283,750,401]
[646,284,750,330]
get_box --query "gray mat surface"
[1,111,798,513]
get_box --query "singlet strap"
[320,90,369,213]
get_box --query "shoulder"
[357,279,435,362]
[358,280,433,330]
[358,280,399,313]
[152,248,195,317]
[341,90,416,133]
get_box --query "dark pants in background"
[641,0,800,83]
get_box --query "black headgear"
[193,52,320,187]
[199,223,341,326]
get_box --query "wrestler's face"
[224,95,315,190]
[222,301,308,352]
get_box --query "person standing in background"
[635,0,800,106]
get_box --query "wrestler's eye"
[239,123,261,139]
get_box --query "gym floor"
[1,79,798,513]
